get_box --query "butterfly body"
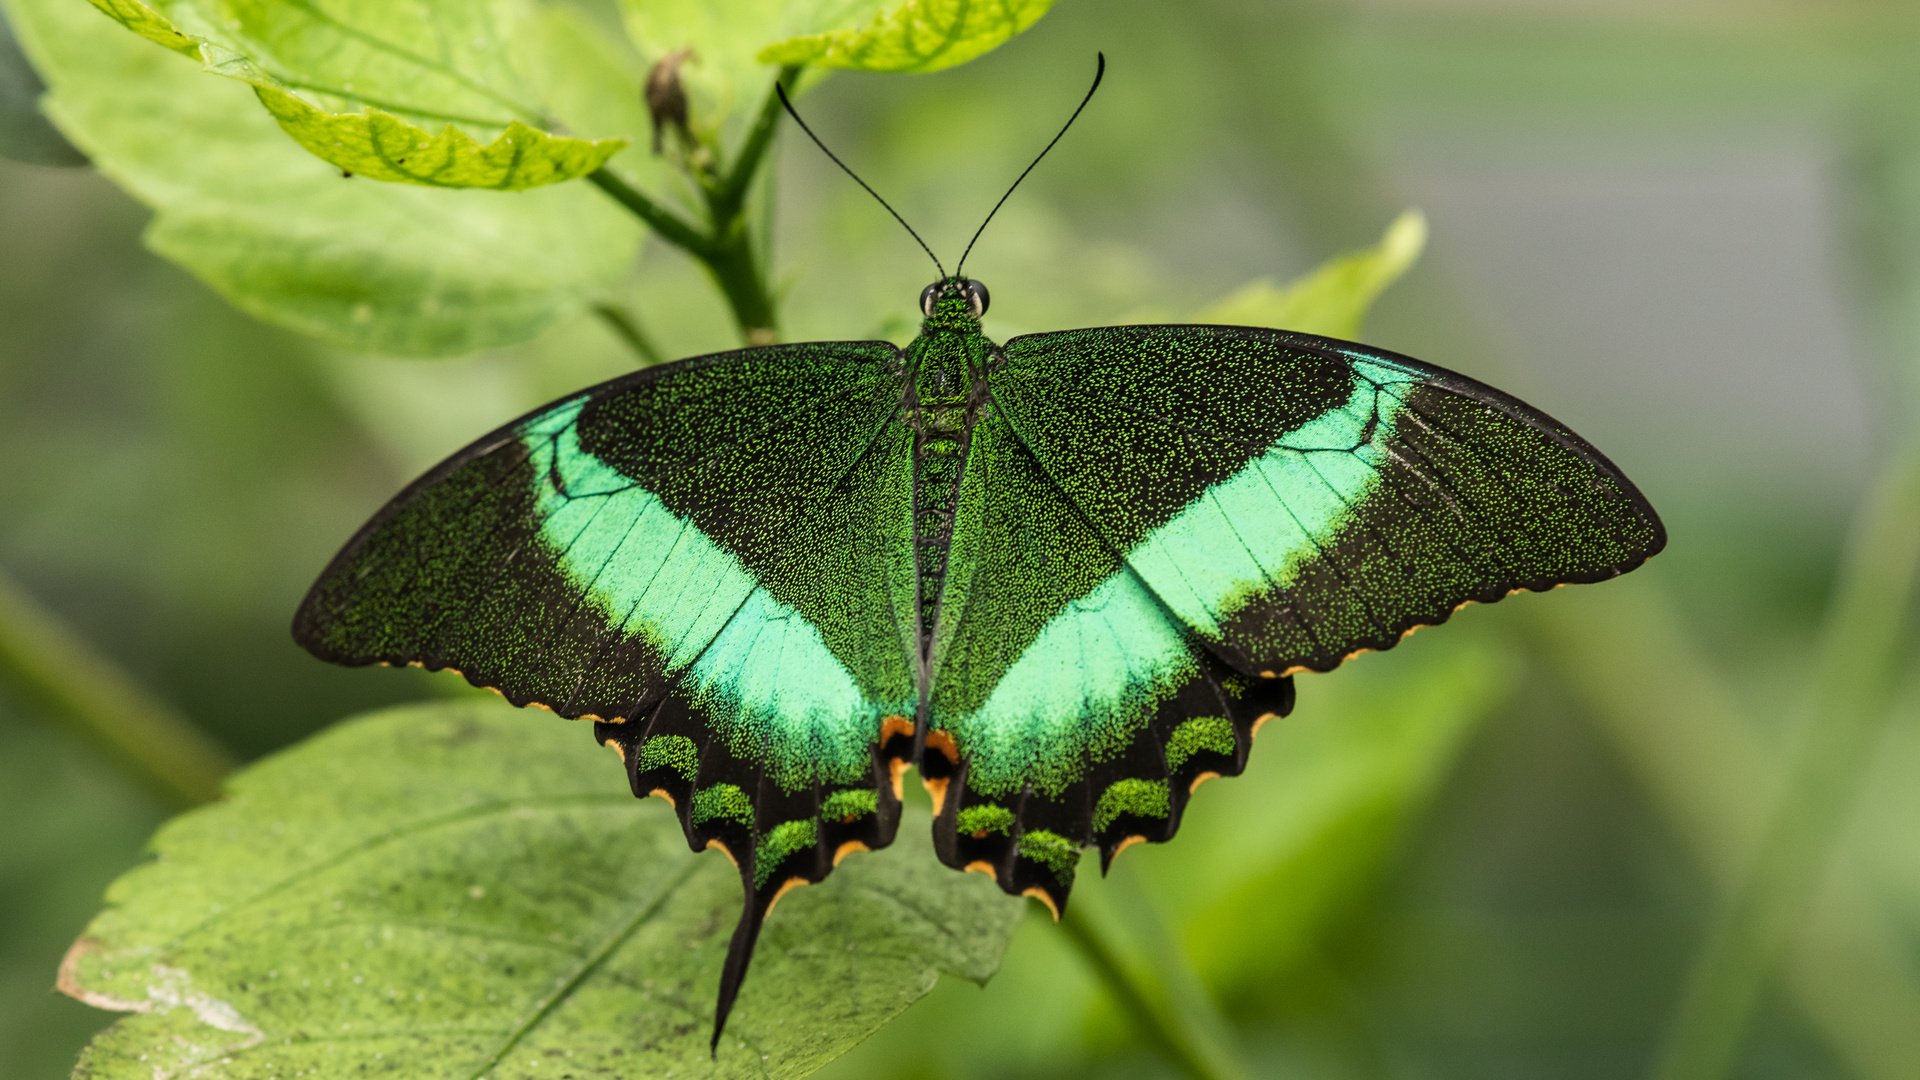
[904,285,993,661]
[296,276,1663,1044]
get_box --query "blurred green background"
[4,1,1919,1077]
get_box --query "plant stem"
[0,569,236,807]
[701,226,779,344]
[591,302,664,366]
[1060,898,1251,1080]
[587,165,778,343]
[706,66,800,226]
[1651,435,1920,1080]
[585,167,712,257]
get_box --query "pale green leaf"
[61,701,1023,1079]
[1197,209,1428,339]
[758,0,1055,72]
[84,0,624,189]
[3,0,642,354]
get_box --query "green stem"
[1653,437,1920,1080]
[591,302,665,366]
[0,569,237,807]
[586,167,712,256]
[702,227,779,344]
[706,66,800,226]
[1060,899,1251,1080]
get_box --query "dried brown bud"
[644,47,696,156]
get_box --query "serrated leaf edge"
[756,0,1054,73]
[85,0,625,189]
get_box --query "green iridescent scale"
[295,288,1664,1043]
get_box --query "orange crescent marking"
[1189,770,1221,794]
[647,788,676,809]
[704,837,737,869]
[923,776,951,816]
[765,876,810,917]
[923,729,960,764]
[879,714,916,744]
[602,738,626,763]
[1109,835,1148,864]
[1249,712,1279,739]
[887,757,910,801]
[832,840,870,866]
[1022,888,1062,921]
[962,860,998,878]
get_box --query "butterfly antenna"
[777,81,947,279]
[955,52,1106,279]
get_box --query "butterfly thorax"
[902,307,992,656]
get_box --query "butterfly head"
[920,277,990,328]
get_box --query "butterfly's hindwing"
[931,643,1293,912]
[594,689,906,1034]
[925,410,1295,908]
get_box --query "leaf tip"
[1381,208,1429,270]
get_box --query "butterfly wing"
[294,341,919,1042]
[924,324,1663,910]
[924,410,1297,913]
[988,324,1666,675]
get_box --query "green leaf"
[3,0,642,354]
[0,5,81,164]
[84,0,623,189]
[1197,209,1428,339]
[82,0,193,55]
[758,0,1055,72]
[60,701,1023,1078]
[620,0,1053,150]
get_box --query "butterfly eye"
[920,282,942,317]
[963,279,990,317]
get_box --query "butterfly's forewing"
[294,341,920,1038]
[925,411,1296,911]
[987,325,1666,677]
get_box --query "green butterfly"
[294,57,1663,1046]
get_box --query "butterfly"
[293,55,1664,1048]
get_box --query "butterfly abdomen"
[912,428,965,649]
[904,328,990,654]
